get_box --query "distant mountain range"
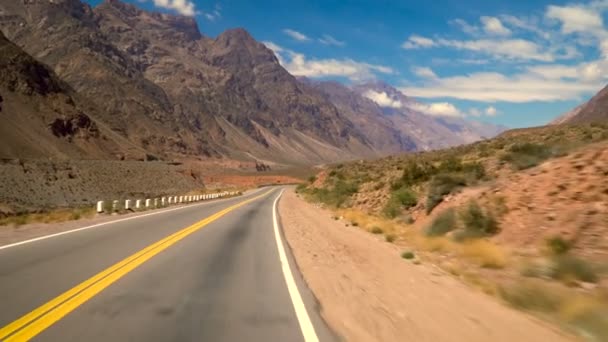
[0,0,506,165]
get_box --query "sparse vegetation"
[371,226,383,234]
[550,255,598,284]
[546,236,572,256]
[455,201,499,241]
[401,251,415,259]
[385,234,396,243]
[425,209,456,236]
[500,142,561,170]
[0,207,95,227]
[383,187,417,218]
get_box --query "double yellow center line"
[0,190,273,342]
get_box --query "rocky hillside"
[552,84,608,125]
[298,123,608,340]
[0,30,139,159]
[0,0,504,165]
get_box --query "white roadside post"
[179,196,183,204]
[154,198,159,207]
[125,199,131,210]
[96,201,104,214]
[145,199,151,208]
[112,200,119,212]
[136,199,142,209]
[161,197,166,206]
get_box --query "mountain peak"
[96,0,201,41]
[216,28,257,45]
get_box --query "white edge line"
[272,189,320,342]
[0,188,266,251]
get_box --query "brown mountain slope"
[0,0,378,164]
[556,84,608,124]
[0,31,137,159]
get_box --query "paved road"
[0,187,337,342]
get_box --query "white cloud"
[481,16,511,36]
[437,38,555,62]
[401,63,607,103]
[411,66,437,79]
[546,5,604,35]
[203,4,221,21]
[485,106,499,116]
[264,42,394,81]
[402,34,556,61]
[401,35,436,49]
[450,19,479,35]
[148,0,196,16]
[319,34,346,46]
[283,29,311,42]
[407,102,464,117]
[363,90,403,108]
[500,15,551,39]
[526,64,579,79]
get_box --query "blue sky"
[87,0,608,128]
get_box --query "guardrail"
[95,191,240,214]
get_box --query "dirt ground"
[278,189,575,342]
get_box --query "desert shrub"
[426,174,466,213]
[500,142,557,170]
[401,251,415,259]
[550,255,598,283]
[295,183,307,193]
[455,201,500,240]
[383,187,417,218]
[546,236,572,255]
[425,209,456,236]
[309,180,358,207]
[385,234,396,243]
[400,160,437,187]
[308,175,317,183]
[371,226,383,234]
[499,281,562,312]
[351,221,359,227]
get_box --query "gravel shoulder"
[278,189,575,342]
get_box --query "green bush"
[383,187,418,218]
[308,175,317,183]
[401,251,415,259]
[546,236,572,255]
[295,183,307,193]
[426,174,466,213]
[400,160,437,187]
[309,180,358,208]
[425,209,456,236]
[455,201,500,240]
[500,143,557,170]
[371,226,383,234]
[550,255,598,283]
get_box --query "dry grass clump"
[0,207,96,227]
[460,240,508,269]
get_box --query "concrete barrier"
[95,189,244,215]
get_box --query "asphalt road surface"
[0,187,337,342]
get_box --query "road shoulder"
[278,188,574,342]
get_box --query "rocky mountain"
[552,84,608,125]
[352,82,506,150]
[0,30,139,159]
[0,0,505,165]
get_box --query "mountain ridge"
[0,0,505,164]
